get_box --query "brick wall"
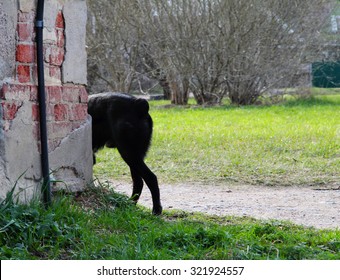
[0,0,92,201]
[1,6,88,151]
[1,84,88,151]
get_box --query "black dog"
[88,92,162,215]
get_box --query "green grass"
[94,94,340,186]
[1,183,339,260]
[1,93,339,260]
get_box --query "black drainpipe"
[36,0,51,206]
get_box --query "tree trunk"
[159,77,171,100]
[170,80,189,105]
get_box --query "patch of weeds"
[1,180,340,260]
[0,193,83,259]
[73,179,134,212]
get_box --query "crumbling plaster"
[0,0,17,87]
[50,116,93,193]
[0,0,92,202]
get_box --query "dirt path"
[110,180,340,229]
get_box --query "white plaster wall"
[0,101,41,202]
[50,116,93,193]
[0,0,17,86]
[62,0,88,85]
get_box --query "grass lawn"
[1,92,339,260]
[94,94,340,186]
[1,184,339,260]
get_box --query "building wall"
[0,0,92,202]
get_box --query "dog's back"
[88,92,153,158]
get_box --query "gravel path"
[110,180,340,229]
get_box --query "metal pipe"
[36,0,51,206]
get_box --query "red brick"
[1,101,21,120]
[29,86,38,101]
[0,84,10,99]
[55,11,64,29]
[47,86,62,103]
[17,22,34,41]
[17,64,31,83]
[1,84,17,100]
[70,104,88,121]
[47,46,64,66]
[56,29,65,48]
[79,87,88,103]
[32,103,40,121]
[48,65,61,81]
[32,123,40,141]
[16,44,35,63]
[62,86,81,102]
[54,104,69,121]
[1,84,32,101]
[46,104,55,122]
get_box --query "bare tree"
[221,0,335,105]
[87,0,143,94]
[87,0,336,104]
[135,0,335,105]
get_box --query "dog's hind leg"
[130,167,144,203]
[123,155,162,215]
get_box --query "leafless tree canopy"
[87,0,336,105]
